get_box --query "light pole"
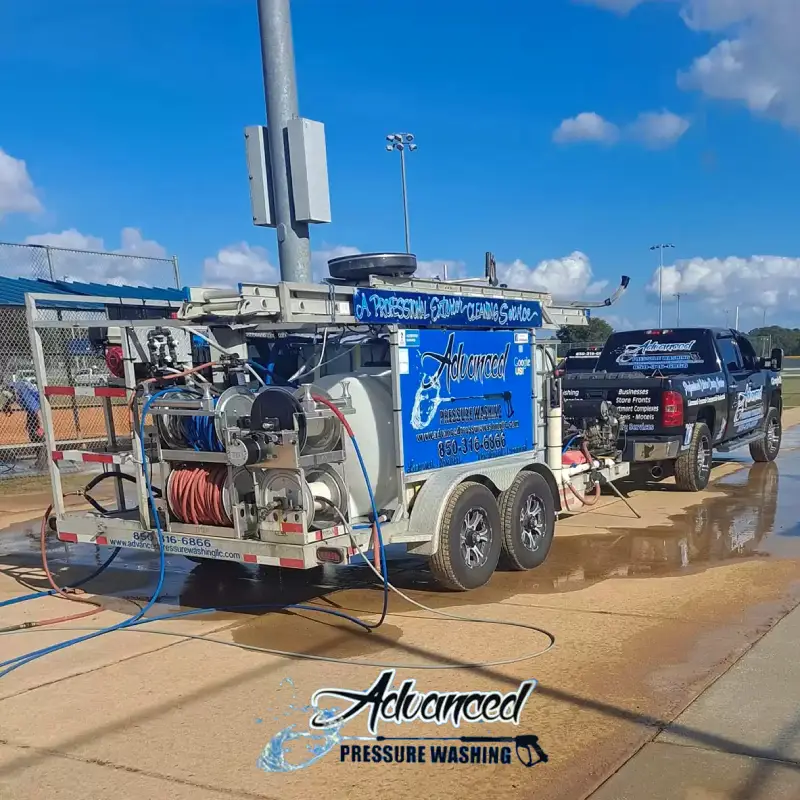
[256,0,311,282]
[674,293,681,327]
[734,305,740,330]
[650,243,675,328]
[386,133,417,253]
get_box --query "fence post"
[171,256,181,289]
[44,246,56,282]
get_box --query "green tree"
[557,317,613,345]
[747,326,800,356]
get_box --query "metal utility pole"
[674,293,681,327]
[734,305,740,330]
[257,0,311,282]
[650,243,675,328]
[386,133,417,253]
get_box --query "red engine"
[105,345,125,378]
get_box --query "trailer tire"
[674,422,712,492]
[749,407,781,463]
[429,481,502,591]
[498,472,555,570]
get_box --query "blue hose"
[0,388,176,678]
[1,385,390,677]
[562,435,580,453]
[0,546,123,610]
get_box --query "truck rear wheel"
[498,472,555,570]
[429,481,502,591]
[674,422,712,492]
[750,407,781,462]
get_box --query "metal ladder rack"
[180,274,627,330]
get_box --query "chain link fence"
[0,242,180,479]
[0,240,180,286]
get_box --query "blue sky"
[1,0,799,330]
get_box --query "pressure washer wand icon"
[347,734,547,768]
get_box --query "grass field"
[783,374,800,408]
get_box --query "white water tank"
[313,368,397,518]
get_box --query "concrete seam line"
[579,594,800,800]
[646,738,800,768]
[0,635,189,704]
[0,739,276,800]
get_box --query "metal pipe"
[256,0,311,282]
[399,146,410,253]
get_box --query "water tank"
[313,368,397,518]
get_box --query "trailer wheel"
[429,481,502,591]
[750,407,781,462]
[674,422,712,492]
[498,472,555,570]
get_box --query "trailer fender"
[406,459,558,557]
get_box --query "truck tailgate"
[564,374,667,434]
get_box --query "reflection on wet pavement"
[3,447,800,626]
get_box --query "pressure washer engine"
[562,398,622,459]
[30,252,631,592]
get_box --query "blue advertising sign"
[353,288,542,329]
[398,329,535,474]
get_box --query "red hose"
[561,443,602,510]
[168,465,230,527]
[0,503,106,634]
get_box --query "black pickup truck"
[563,328,784,491]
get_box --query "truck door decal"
[733,385,765,432]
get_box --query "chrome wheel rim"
[767,417,781,450]
[519,494,545,552]
[459,507,491,569]
[697,436,711,479]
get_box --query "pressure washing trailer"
[26,254,630,591]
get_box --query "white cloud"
[647,254,800,315]
[585,0,800,131]
[202,242,279,288]
[627,110,691,147]
[553,112,620,145]
[598,312,636,330]
[415,259,468,280]
[13,227,169,285]
[497,251,609,298]
[311,244,362,281]
[0,148,42,218]
[204,243,469,286]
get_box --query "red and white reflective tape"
[52,450,129,465]
[58,532,108,546]
[242,553,306,568]
[44,386,127,399]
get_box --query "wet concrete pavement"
[2,416,800,799]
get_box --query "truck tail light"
[662,390,684,427]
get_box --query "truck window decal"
[596,329,716,376]
[615,339,701,370]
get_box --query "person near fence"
[1,380,47,468]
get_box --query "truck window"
[736,335,760,371]
[595,329,715,375]
[717,337,743,372]
[562,348,600,372]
